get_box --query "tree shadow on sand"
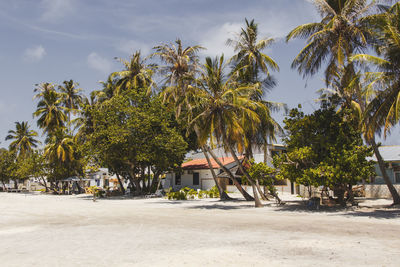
[271,200,400,219]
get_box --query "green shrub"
[165,186,222,200]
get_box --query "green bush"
[165,186,222,200]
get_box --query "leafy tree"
[0,149,16,190]
[27,150,49,191]
[274,106,375,205]
[88,87,188,194]
[246,160,282,203]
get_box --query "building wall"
[165,169,218,190]
[365,184,400,199]
[373,165,395,184]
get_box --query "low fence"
[365,184,400,199]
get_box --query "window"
[395,172,400,184]
[193,173,199,185]
[175,174,181,185]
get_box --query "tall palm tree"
[111,51,155,95]
[73,95,97,143]
[152,39,204,117]
[5,121,39,158]
[351,2,400,204]
[33,89,67,135]
[228,18,283,178]
[153,40,240,201]
[44,128,75,164]
[191,55,267,207]
[33,82,56,100]
[286,0,374,83]
[227,18,279,85]
[58,80,83,131]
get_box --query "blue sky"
[0,0,398,146]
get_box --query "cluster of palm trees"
[287,0,400,204]
[3,0,400,205]
[3,80,85,189]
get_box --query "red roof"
[181,156,243,170]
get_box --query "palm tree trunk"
[371,138,400,204]
[147,166,152,193]
[255,179,269,200]
[2,181,7,192]
[193,125,243,200]
[205,146,254,201]
[226,145,263,208]
[116,173,125,195]
[201,146,231,200]
[40,176,48,192]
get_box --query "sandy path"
[0,193,399,267]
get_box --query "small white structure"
[87,168,118,188]
[164,157,238,190]
[164,144,293,193]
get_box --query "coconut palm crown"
[5,121,40,158]
[286,0,374,83]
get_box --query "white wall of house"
[165,169,218,190]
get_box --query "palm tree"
[286,0,374,83]
[228,18,284,186]
[153,40,239,200]
[33,89,67,135]
[44,129,75,164]
[73,94,97,143]
[152,39,204,117]
[111,51,155,95]
[351,2,400,204]
[33,82,56,100]
[191,55,268,207]
[58,80,83,131]
[5,121,39,158]
[227,18,279,85]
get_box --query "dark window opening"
[175,174,181,185]
[193,173,199,185]
[395,173,400,184]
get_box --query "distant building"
[366,145,400,198]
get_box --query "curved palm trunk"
[205,146,254,201]
[201,146,231,200]
[371,138,400,205]
[227,145,263,208]
[40,177,49,192]
[116,173,125,195]
[255,179,269,201]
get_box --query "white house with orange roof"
[163,156,239,190]
[163,144,287,192]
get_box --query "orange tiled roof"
[181,156,243,170]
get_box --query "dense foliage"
[274,106,375,205]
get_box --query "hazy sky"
[0,0,398,146]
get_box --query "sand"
[0,192,399,267]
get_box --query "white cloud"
[23,45,46,62]
[198,22,242,58]
[87,52,113,74]
[115,39,151,56]
[40,0,75,22]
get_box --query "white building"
[164,144,292,193]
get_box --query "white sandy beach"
[0,192,399,267]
